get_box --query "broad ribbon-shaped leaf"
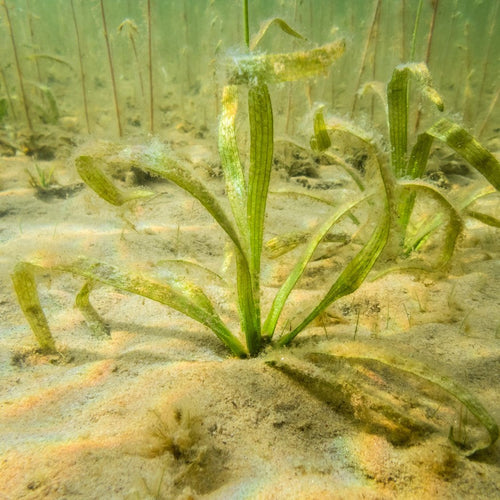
[387,62,443,178]
[227,39,345,85]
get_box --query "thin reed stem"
[100,0,123,137]
[25,0,43,86]
[70,0,90,134]
[0,66,17,121]
[182,0,192,89]
[414,0,439,132]
[3,0,33,131]
[243,0,249,48]
[351,0,382,118]
[410,0,423,61]
[424,0,439,65]
[400,0,406,62]
[462,23,473,125]
[147,0,154,133]
[476,0,499,125]
[478,88,500,138]
[370,0,382,121]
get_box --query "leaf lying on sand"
[76,155,154,206]
[267,342,499,457]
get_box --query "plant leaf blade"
[250,17,306,51]
[426,118,500,190]
[228,39,345,85]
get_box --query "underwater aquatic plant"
[12,32,349,358]
[11,13,498,459]
[310,62,500,270]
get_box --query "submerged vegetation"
[3,0,499,462]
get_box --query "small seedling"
[26,163,55,191]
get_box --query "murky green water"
[1,0,498,140]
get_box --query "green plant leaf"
[310,106,331,152]
[265,229,350,259]
[76,155,154,206]
[387,63,443,178]
[155,258,227,285]
[466,210,500,228]
[115,143,247,256]
[264,193,373,339]
[407,132,434,179]
[75,281,110,338]
[65,258,247,357]
[277,204,389,346]
[397,133,435,234]
[401,180,463,267]
[305,343,498,457]
[426,118,500,190]
[248,83,273,278]
[11,262,56,353]
[250,17,306,51]
[227,39,345,85]
[0,97,8,121]
[236,251,260,355]
[218,85,249,245]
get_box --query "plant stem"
[147,0,154,133]
[478,88,499,138]
[410,0,423,61]
[475,0,499,127]
[351,0,382,118]
[3,0,33,131]
[0,66,18,121]
[285,0,299,137]
[70,0,90,134]
[462,23,473,126]
[400,0,406,62]
[25,0,43,89]
[182,0,192,90]
[424,0,439,65]
[370,0,382,121]
[129,32,145,99]
[100,0,123,137]
[414,0,439,132]
[243,0,249,48]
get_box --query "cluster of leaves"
[309,63,499,271]
[11,19,498,456]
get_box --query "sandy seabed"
[0,135,499,499]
